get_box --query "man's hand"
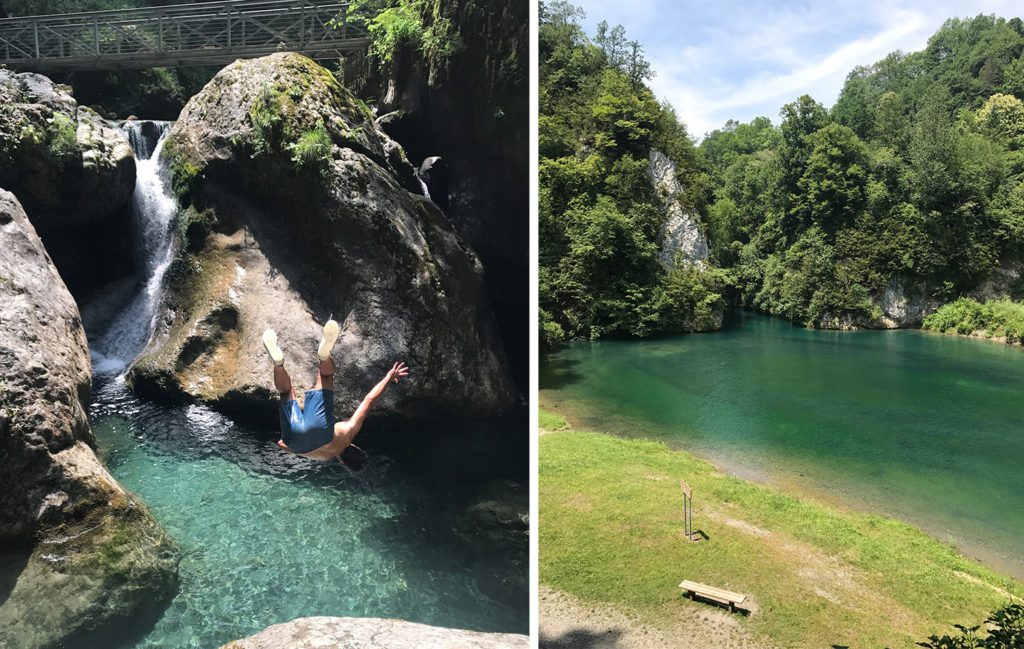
[385,361,410,384]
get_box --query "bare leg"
[313,356,335,391]
[274,364,295,402]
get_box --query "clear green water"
[87,379,527,649]
[540,310,1024,578]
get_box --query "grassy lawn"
[539,410,1022,648]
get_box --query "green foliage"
[696,15,1024,327]
[539,2,722,342]
[163,137,201,203]
[249,83,284,156]
[916,603,1024,648]
[345,0,463,66]
[288,122,333,173]
[538,408,569,431]
[923,298,1024,343]
[46,112,78,162]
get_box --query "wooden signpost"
[680,479,701,542]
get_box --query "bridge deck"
[0,0,368,72]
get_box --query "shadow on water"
[0,551,29,609]
[63,598,174,649]
[538,355,583,390]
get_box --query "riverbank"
[538,409,1022,648]
[922,298,1024,347]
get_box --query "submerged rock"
[459,479,529,549]
[0,190,177,649]
[220,616,529,648]
[134,53,516,421]
[648,149,709,269]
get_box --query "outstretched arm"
[339,362,409,441]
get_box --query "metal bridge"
[0,0,369,72]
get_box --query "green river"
[540,310,1024,579]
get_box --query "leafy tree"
[539,2,722,345]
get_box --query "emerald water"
[540,310,1024,578]
[87,378,527,648]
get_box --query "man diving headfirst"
[262,319,409,468]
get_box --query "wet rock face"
[358,0,529,387]
[648,149,709,270]
[0,190,177,649]
[0,69,138,298]
[137,53,516,421]
[220,616,530,649]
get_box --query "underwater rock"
[0,189,178,649]
[220,616,529,648]
[134,53,516,421]
[459,479,529,549]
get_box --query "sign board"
[680,480,692,499]
[680,478,701,542]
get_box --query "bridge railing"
[0,0,370,71]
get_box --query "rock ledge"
[220,616,529,649]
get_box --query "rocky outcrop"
[819,264,1024,330]
[132,53,516,421]
[0,190,177,649]
[220,617,529,649]
[0,70,135,228]
[352,0,529,386]
[648,149,709,270]
[0,69,137,298]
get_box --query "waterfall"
[88,121,178,377]
[418,176,431,198]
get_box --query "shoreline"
[538,391,1024,583]
[538,419,1023,647]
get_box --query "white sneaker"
[318,319,340,361]
[262,329,284,366]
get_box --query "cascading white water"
[89,121,178,376]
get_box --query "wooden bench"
[679,580,747,612]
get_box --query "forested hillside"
[542,7,1024,343]
[539,1,727,344]
[701,14,1024,328]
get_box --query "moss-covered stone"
[136,52,516,420]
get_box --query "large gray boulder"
[0,190,177,649]
[132,53,516,421]
[0,69,135,228]
[220,617,529,649]
[648,149,709,269]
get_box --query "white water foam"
[90,121,178,377]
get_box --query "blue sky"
[573,0,1022,139]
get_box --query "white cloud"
[575,0,1024,140]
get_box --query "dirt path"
[539,586,772,649]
